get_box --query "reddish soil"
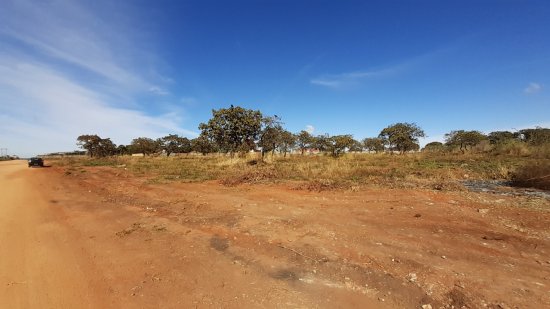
[1,160,549,308]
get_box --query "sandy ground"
[1,160,549,308]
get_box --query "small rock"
[422,305,432,309]
[414,213,422,218]
[478,208,489,214]
[378,297,385,302]
[441,255,447,259]
[407,273,417,282]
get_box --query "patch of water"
[462,180,550,199]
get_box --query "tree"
[296,130,314,155]
[77,134,116,157]
[258,115,283,158]
[116,144,130,156]
[519,127,550,145]
[96,138,117,157]
[327,135,356,157]
[278,130,296,157]
[379,123,425,154]
[445,130,486,153]
[348,139,363,153]
[313,134,331,153]
[198,105,263,156]
[191,134,217,155]
[159,134,192,156]
[488,131,517,144]
[130,137,159,156]
[362,137,385,153]
[423,141,444,152]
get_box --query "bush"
[512,161,550,190]
[492,141,531,157]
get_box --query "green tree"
[445,130,486,153]
[77,134,117,157]
[96,138,117,157]
[313,134,331,153]
[191,134,217,155]
[488,131,518,144]
[519,127,550,145]
[327,135,356,157]
[379,123,425,154]
[130,137,159,156]
[348,139,363,153]
[278,130,296,157]
[422,141,444,152]
[116,144,130,156]
[159,134,192,156]
[296,130,314,155]
[198,105,263,156]
[258,115,283,158]
[362,137,385,153]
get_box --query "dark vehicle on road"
[28,157,44,167]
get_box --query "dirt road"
[0,161,114,308]
[1,159,549,308]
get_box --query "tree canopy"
[130,137,159,156]
[296,130,314,155]
[445,130,486,152]
[158,134,191,156]
[76,134,116,157]
[327,135,356,157]
[379,123,425,153]
[198,105,263,155]
[363,137,385,153]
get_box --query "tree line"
[77,105,550,158]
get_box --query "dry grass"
[512,161,550,190]
[48,151,549,191]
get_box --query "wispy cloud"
[311,68,397,89]
[310,47,450,89]
[305,125,315,134]
[149,86,170,96]
[0,0,196,156]
[524,82,542,94]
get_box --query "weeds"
[512,161,550,190]
[49,152,548,191]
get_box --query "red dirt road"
[1,160,550,308]
[0,161,110,308]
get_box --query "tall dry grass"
[512,161,550,190]
[50,151,547,190]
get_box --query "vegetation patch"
[220,165,279,186]
[512,161,550,190]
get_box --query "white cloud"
[149,86,170,96]
[305,125,315,134]
[0,59,198,157]
[524,82,542,94]
[0,0,197,157]
[310,48,448,89]
[311,69,395,89]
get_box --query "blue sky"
[1,0,549,156]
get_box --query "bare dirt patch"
[3,160,549,308]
